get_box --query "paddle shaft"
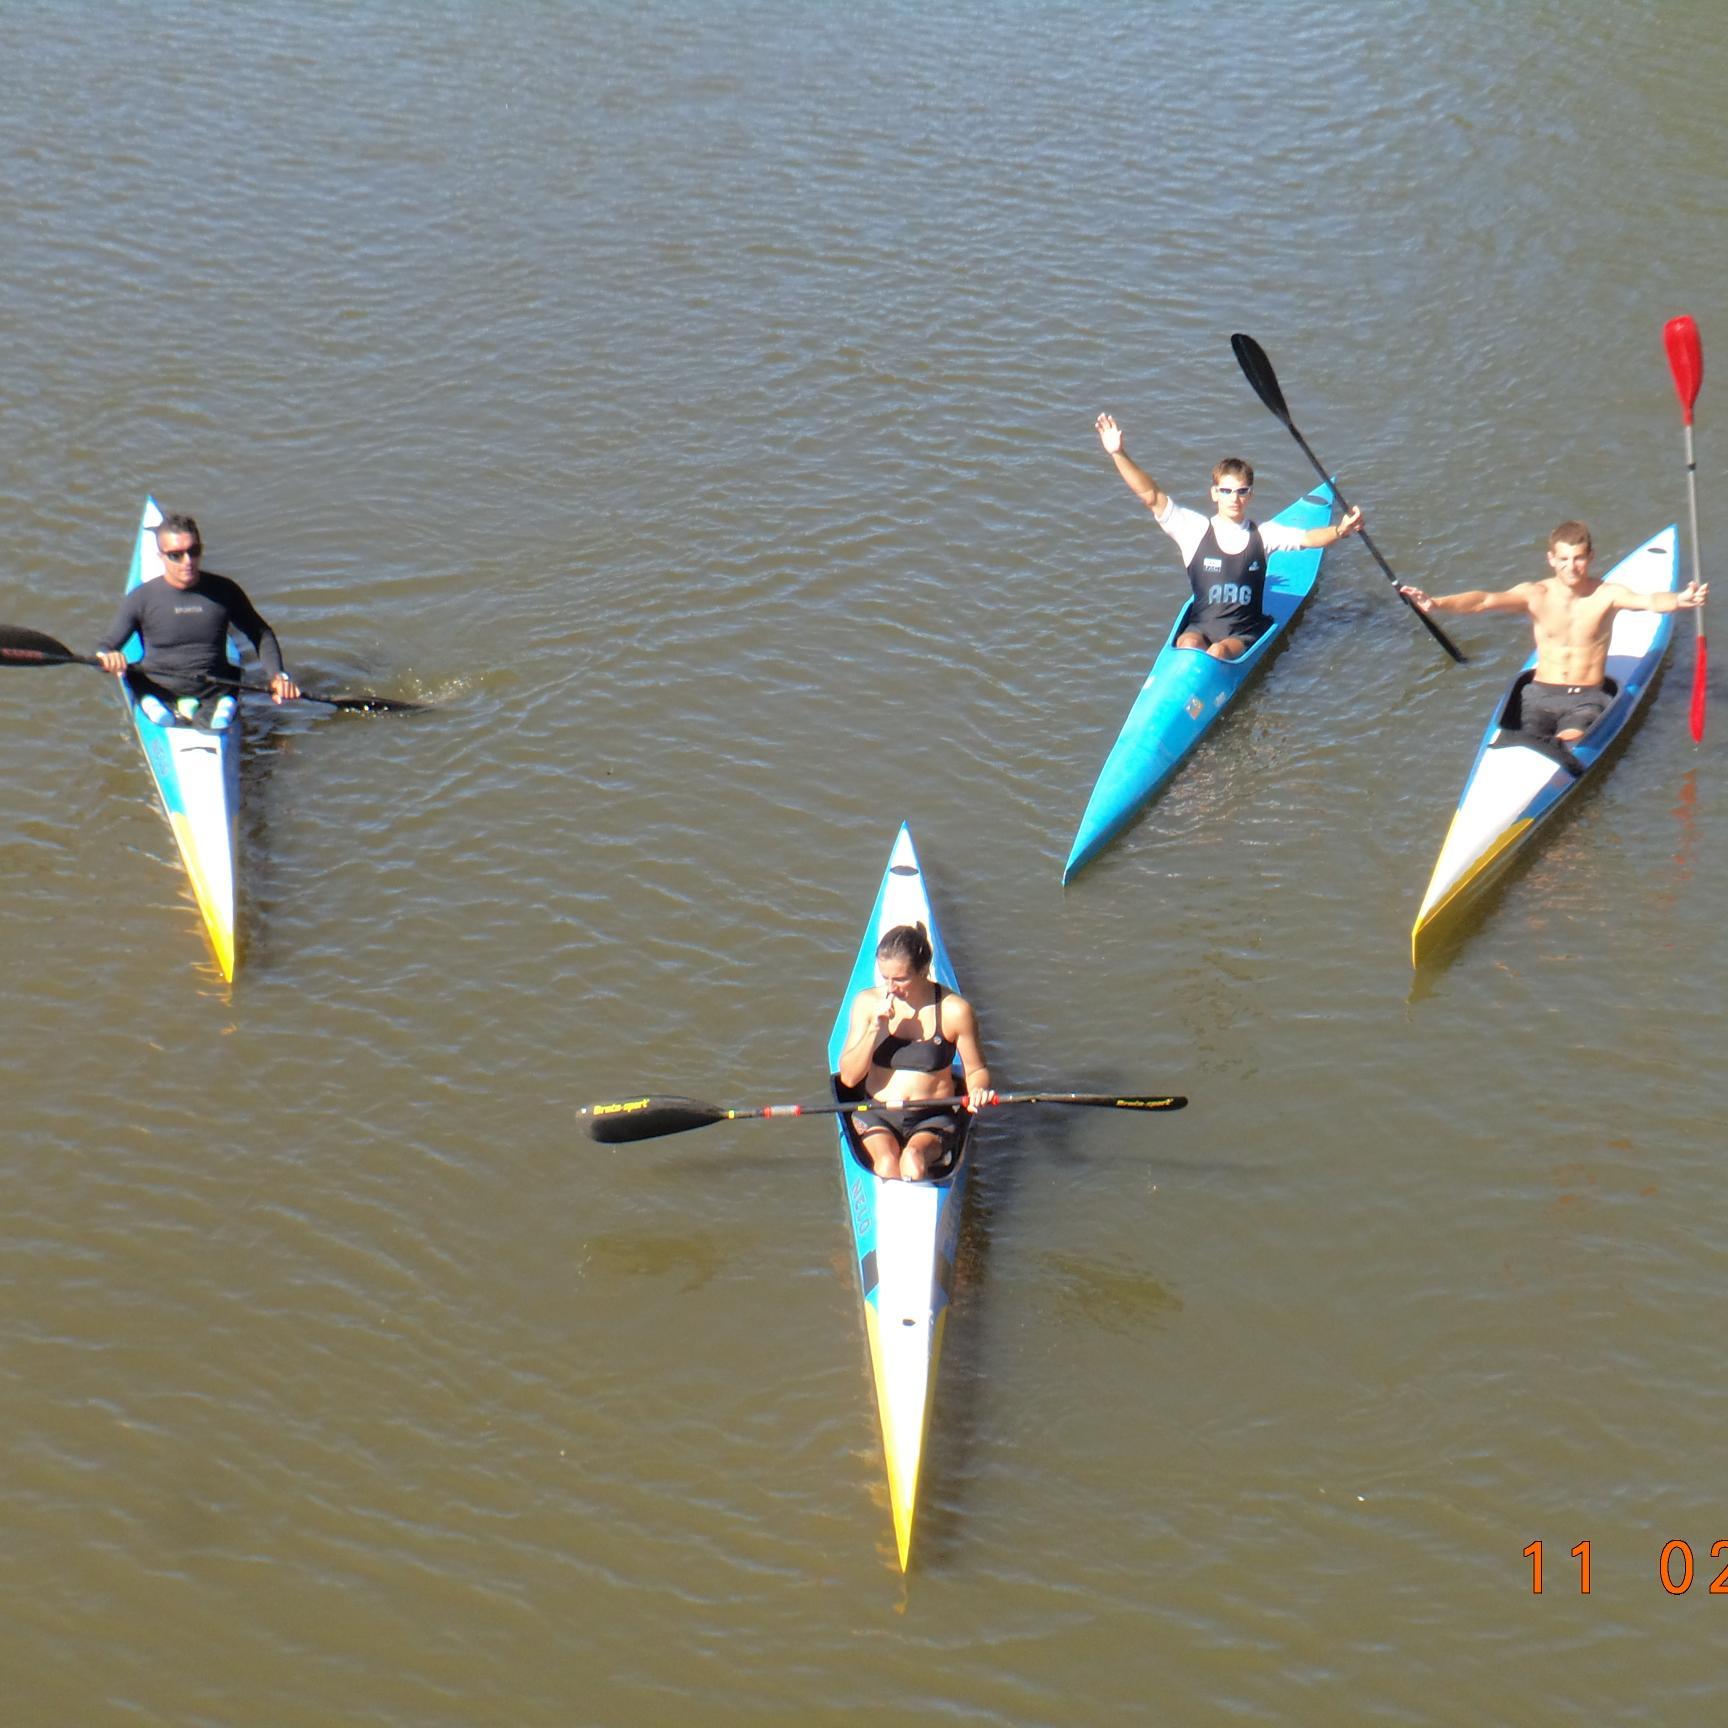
[1680,416,1705,613]
[191,667,422,713]
[728,1090,1186,1118]
[0,624,419,713]
[1279,421,1467,664]
[582,1090,1188,1143]
[1680,417,1708,744]
[1667,316,1707,743]
[1679,419,1707,601]
[1230,331,1466,664]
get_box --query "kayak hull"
[1410,526,1679,965]
[826,823,972,1571]
[1063,483,1336,881]
[121,498,243,981]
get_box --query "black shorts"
[124,665,227,705]
[1183,607,1271,649]
[854,1102,964,1144]
[1519,681,1612,741]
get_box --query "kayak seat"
[1494,671,1619,736]
[833,1073,965,1181]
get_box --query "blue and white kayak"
[120,497,243,980]
[1062,483,1336,882]
[1410,526,1679,965]
[826,823,973,1572]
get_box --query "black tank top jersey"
[871,984,957,1072]
[1186,521,1270,636]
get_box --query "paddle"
[580,1090,1189,1144]
[1230,332,1467,664]
[0,624,425,714]
[1664,314,1707,744]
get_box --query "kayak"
[1063,482,1337,881]
[826,823,973,1571]
[119,497,243,980]
[1410,526,1679,965]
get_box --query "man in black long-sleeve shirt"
[95,513,300,727]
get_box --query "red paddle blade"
[1665,315,1703,423]
[1691,633,1708,744]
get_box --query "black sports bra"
[870,984,957,1073]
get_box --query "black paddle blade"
[319,693,427,714]
[204,669,429,714]
[1002,1092,1187,1111]
[1231,332,1293,425]
[580,1096,729,1143]
[0,624,86,667]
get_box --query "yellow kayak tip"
[867,1302,945,1572]
[1411,817,1534,967]
[169,812,238,982]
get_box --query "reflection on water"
[1664,763,1699,890]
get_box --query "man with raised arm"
[1095,411,1363,660]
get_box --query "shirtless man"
[1095,412,1363,660]
[1401,522,1707,742]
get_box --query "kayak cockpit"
[1490,670,1623,779]
[831,1074,973,1186]
[1493,668,1620,734]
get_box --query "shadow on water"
[231,704,304,973]
[232,690,415,970]
[1662,764,1699,894]
[903,1097,1195,1571]
[1036,1248,1182,1341]
[900,1103,1032,1575]
[583,1229,727,1294]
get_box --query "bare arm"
[837,990,891,1089]
[945,996,992,1112]
[1603,579,1709,614]
[1095,414,1170,516]
[1399,582,1536,617]
[1297,504,1364,550]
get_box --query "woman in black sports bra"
[836,923,992,1182]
